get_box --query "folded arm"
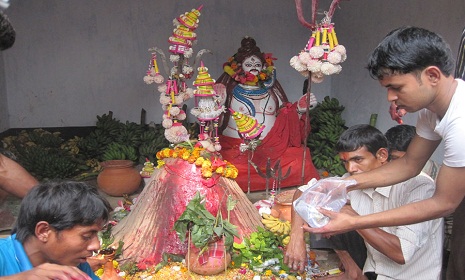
[340,205,405,264]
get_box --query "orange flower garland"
[156,146,238,179]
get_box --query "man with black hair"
[0,181,112,279]
[286,124,443,279]
[306,26,465,280]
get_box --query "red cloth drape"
[219,102,319,192]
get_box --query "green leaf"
[227,195,237,212]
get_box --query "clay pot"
[271,189,297,222]
[97,160,141,196]
[100,257,124,280]
[187,241,231,275]
[87,249,116,272]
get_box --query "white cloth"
[348,172,443,280]
[416,79,465,167]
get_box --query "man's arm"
[305,164,465,235]
[357,228,404,264]
[340,205,405,264]
[0,263,92,280]
[0,154,38,198]
[283,189,307,272]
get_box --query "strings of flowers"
[156,144,238,179]
[143,6,205,144]
[290,15,346,84]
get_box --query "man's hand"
[284,189,308,273]
[283,227,307,272]
[302,207,357,236]
[1,263,92,280]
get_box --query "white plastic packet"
[293,177,356,228]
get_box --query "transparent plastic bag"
[293,177,356,228]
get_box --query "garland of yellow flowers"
[223,54,275,87]
[156,146,238,179]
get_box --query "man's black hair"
[336,124,388,157]
[367,26,455,80]
[13,181,112,242]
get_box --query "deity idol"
[215,37,320,192]
[216,37,288,139]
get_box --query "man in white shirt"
[288,124,443,279]
[305,26,465,280]
[341,125,443,279]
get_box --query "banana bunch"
[307,96,347,176]
[96,113,122,137]
[318,96,344,111]
[78,129,114,159]
[261,214,291,236]
[138,127,170,164]
[101,142,138,162]
[116,121,145,147]
[282,235,290,246]
[140,129,158,143]
[138,142,161,163]
[61,136,81,155]
[15,145,78,180]
[28,129,63,148]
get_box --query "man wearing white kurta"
[302,124,443,280]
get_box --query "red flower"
[264,53,277,66]
[245,72,256,81]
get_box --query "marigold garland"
[156,145,238,179]
[223,54,275,87]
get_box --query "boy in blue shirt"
[0,181,111,280]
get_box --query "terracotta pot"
[97,160,141,196]
[87,250,116,272]
[87,255,106,272]
[271,189,297,222]
[100,257,124,280]
[187,241,231,275]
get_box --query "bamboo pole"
[301,73,312,185]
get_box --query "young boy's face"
[41,222,104,267]
[339,146,386,175]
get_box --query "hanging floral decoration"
[290,21,346,84]
[223,53,275,87]
[190,61,226,152]
[291,0,347,83]
[143,6,204,144]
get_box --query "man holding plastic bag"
[285,125,443,279]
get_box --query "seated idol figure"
[215,37,319,192]
[217,37,288,138]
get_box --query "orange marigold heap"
[156,146,238,180]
